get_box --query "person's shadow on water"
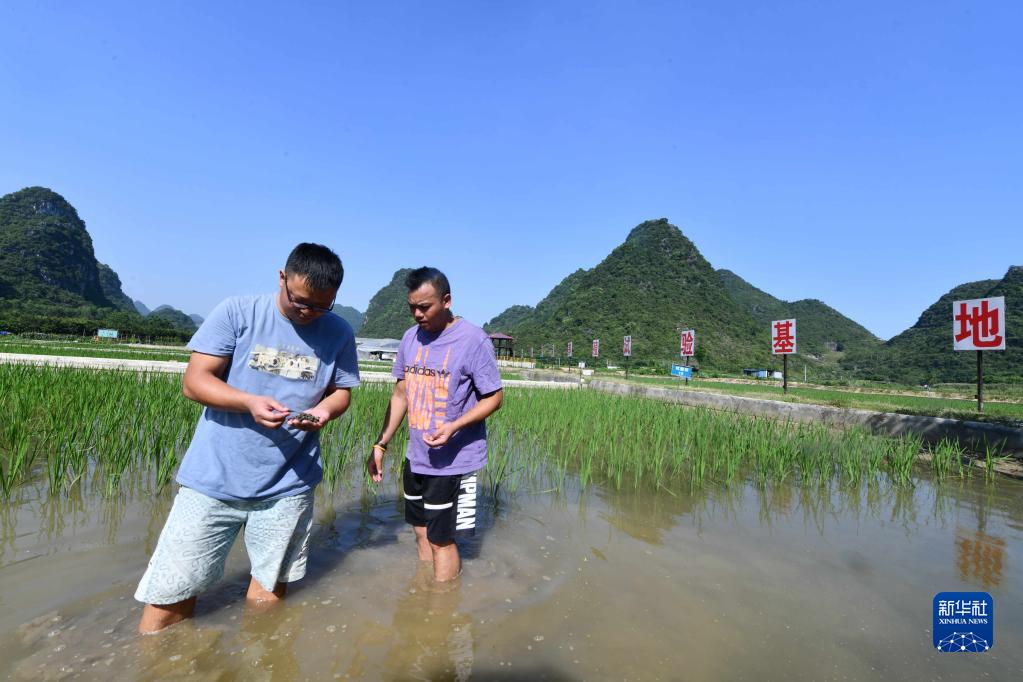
[188,487,404,619]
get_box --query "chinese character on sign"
[567,341,573,357]
[592,339,600,358]
[671,364,693,379]
[938,601,953,617]
[771,319,797,355]
[953,297,1006,351]
[623,335,632,357]
[680,329,695,358]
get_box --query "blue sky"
[2,1,1020,339]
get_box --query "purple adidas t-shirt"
[393,318,503,475]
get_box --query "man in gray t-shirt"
[368,267,503,582]
[136,243,360,634]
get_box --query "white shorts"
[134,486,315,605]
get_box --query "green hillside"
[149,305,198,333]
[718,269,882,374]
[0,187,112,308]
[485,219,772,370]
[97,263,138,313]
[0,187,189,340]
[485,304,535,332]
[332,306,365,333]
[358,268,415,338]
[841,267,1023,384]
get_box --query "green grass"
[9,335,1017,426]
[358,360,394,370]
[0,364,200,497]
[605,375,1023,424]
[485,388,936,494]
[2,364,995,501]
[0,338,393,375]
[0,365,406,499]
[926,382,1023,402]
[0,340,192,362]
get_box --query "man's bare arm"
[367,379,409,482]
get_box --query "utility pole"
[624,323,632,381]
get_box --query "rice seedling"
[885,434,921,488]
[984,441,998,483]
[485,388,946,495]
[0,364,998,502]
[929,438,960,480]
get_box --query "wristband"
[372,442,388,452]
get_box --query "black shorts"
[402,459,479,545]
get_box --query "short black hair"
[405,266,450,298]
[285,243,343,291]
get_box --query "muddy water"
[1,471,1021,680]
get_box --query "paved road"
[0,352,574,389]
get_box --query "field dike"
[585,378,1023,464]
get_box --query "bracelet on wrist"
[372,442,388,452]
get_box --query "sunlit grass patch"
[0,366,1000,500]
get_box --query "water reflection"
[955,529,1006,588]
[584,468,1015,545]
[377,563,473,681]
[1,463,1022,680]
[595,478,702,546]
[3,470,1019,565]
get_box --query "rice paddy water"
[1,363,1021,678]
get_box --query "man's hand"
[423,421,458,448]
[287,406,330,432]
[247,395,290,429]
[367,445,386,483]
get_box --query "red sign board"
[771,319,797,355]
[592,339,600,358]
[623,335,632,357]
[954,297,1006,351]
[567,341,573,357]
[680,329,695,358]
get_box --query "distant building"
[489,333,514,358]
[742,368,777,379]
[355,337,401,362]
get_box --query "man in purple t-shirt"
[367,267,503,581]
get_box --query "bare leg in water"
[413,525,460,581]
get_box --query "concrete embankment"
[0,352,189,374]
[362,372,575,388]
[587,379,1023,459]
[0,353,576,390]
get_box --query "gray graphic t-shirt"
[176,294,360,500]
[392,319,502,475]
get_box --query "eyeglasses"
[284,277,335,313]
